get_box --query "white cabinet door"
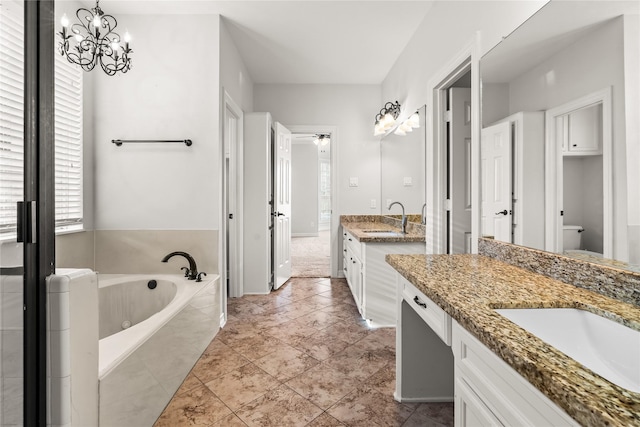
[273,122,292,289]
[456,378,504,427]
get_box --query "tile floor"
[154,277,454,427]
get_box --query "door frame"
[426,36,481,254]
[221,90,243,306]
[544,86,613,258]
[287,125,338,277]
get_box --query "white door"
[273,122,292,289]
[449,88,472,253]
[481,121,512,243]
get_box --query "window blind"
[0,0,83,236]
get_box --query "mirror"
[380,105,426,223]
[480,0,639,269]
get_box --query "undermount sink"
[495,308,640,393]
[362,230,404,237]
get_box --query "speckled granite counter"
[341,215,425,243]
[386,253,640,427]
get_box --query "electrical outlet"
[403,176,413,186]
[349,177,359,187]
[370,199,377,209]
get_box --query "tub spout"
[161,251,198,280]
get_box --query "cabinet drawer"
[400,276,451,345]
[344,231,362,260]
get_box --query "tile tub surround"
[340,215,425,243]
[479,238,640,307]
[385,253,640,427]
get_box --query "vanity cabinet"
[451,320,578,427]
[342,229,424,326]
[342,231,363,313]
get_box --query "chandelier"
[57,0,132,76]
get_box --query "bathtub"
[98,274,214,378]
[98,273,221,427]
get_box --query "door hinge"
[444,110,452,123]
[444,199,452,211]
[560,210,564,216]
[228,213,234,219]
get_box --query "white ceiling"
[91,0,436,84]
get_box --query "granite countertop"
[341,215,425,243]
[386,253,640,427]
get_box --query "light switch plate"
[403,176,413,186]
[349,177,359,187]
[370,199,377,208]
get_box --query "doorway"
[289,132,331,277]
[222,91,243,303]
[438,67,473,254]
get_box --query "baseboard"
[292,233,319,237]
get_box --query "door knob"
[495,209,509,216]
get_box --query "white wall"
[93,14,220,231]
[220,18,253,113]
[381,1,548,117]
[292,142,319,235]
[254,84,381,216]
[623,14,640,264]
[508,17,628,260]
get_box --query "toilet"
[562,225,584,251]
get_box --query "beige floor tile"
[205,363,280,411]
[306,412,346,426]
[212,413,249,426]
[295,309,341,330]
[226,332,283,361]
[235,384,323,427]
[286,364,360,410]
[191,340,251,383]
[175,372,204,397]
[327,387,416,427]
[253,343,320,382]
[153,385,232,427]
[263,318,319,344]
[293,329,350,361]
[325,345,389,381]
[404,402,454,427]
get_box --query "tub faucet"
[162,251,198,280]
[388,201,407,234]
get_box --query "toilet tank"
[562,225,583,250]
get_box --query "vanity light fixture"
[374,101,401,136]
[313,134,330,146]
[393,110,421,136]
[57,0,132,76]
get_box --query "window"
[0,0,83,237]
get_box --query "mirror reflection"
[480,0,639,270]
[380,105,426,224]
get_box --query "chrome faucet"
[388,201,407,234]
[161,251,203,281]
[421,203,427,225]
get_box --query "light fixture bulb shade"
[374,124,385,136]
[313,139,319,145]
[124,31,131,43]
[111,41,120,51]
[321,138,330,146]
[394,127,406,136]
[61,14,69,27]
[399,121,413,132]
[407,112,420,128]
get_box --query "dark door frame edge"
[23,1,56,426]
